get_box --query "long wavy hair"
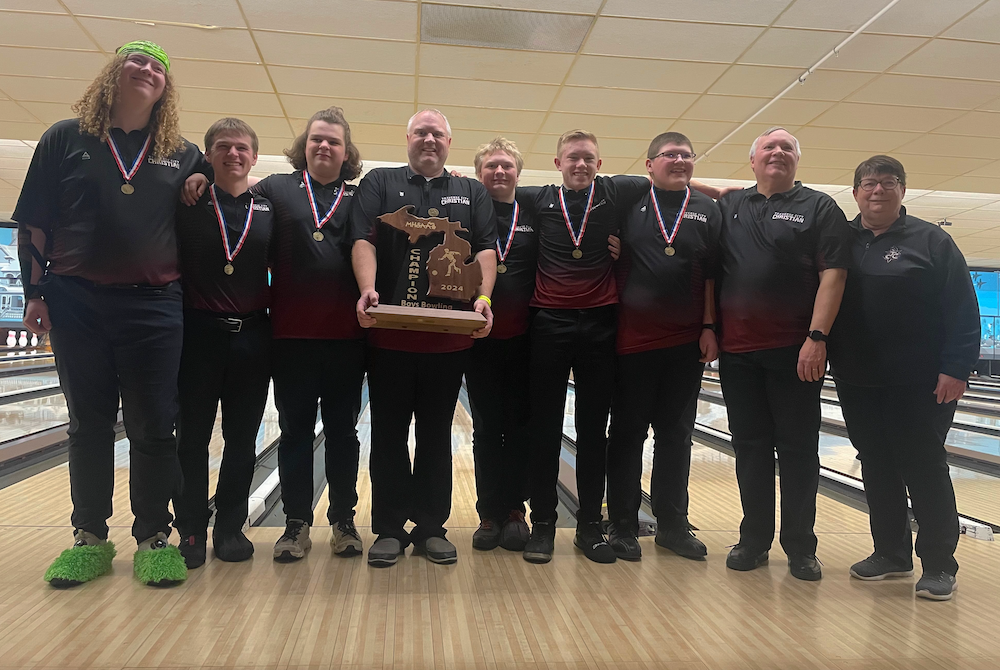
[72,53,183,160]
[284,107,363,181]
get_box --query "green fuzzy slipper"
[133,534,187,588]
[44,541,117,589]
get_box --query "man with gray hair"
[716,127,850,581]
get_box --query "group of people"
[13,41,979,602]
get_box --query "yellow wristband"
[476,294,492,307]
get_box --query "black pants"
[837,381,960,575]
[272,338,365,526]
[607,340,704,530]
[367,346,468,545]
[173,311,271,535]
[45,274,183,542]
[465,333,531,523]
[719,346,821,556]
[528,306,616,525]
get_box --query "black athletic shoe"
[177,532,207,569]
[607,522,641,561]
[849,553,913,581]
[472,520,501,551]
[213,530,254,563]
[726,544,768,571]
[915,571,957,601]
[655,526,707,560]
[499,510,530,552]
[788,554,823,581]
[522,520,556,564]
[574,522,616,564]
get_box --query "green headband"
[116,41,170,72]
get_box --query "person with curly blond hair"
[13,40,208,589]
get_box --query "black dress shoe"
[213,530,254,562]
[655,526,707,560]
[788,554,822,581]
[607,521,641,561]
[726,544,768,571]
[177,532,207,569]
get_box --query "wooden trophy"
[366,206,487,335]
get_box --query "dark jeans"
[173,310,271,535]
[607,341,705,530]
[528,306,616,525]
[367,346,468,545]
[837,381,960,575]
[45,274,183,542]
[719,346,821,556]
[272,338,365,526]
[465,333,531,523]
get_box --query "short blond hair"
[556,129,599,158]
[474,137,524,175]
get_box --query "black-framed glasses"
[859,177,901,191]
[652,151,696,162]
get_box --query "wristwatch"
[808,330,828,343]
[702,323,717,332]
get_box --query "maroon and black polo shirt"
[488,195,539,340]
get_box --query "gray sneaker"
[273,519,311,563]
[849,553,913,581]
[419,536,458,564]
[368,537,404,567]
[915,571,957,601]
[331,519,363,557]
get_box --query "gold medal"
[665,246,676,256]
[428,208,440,217]
[224,263,234,275]
[121,183,134,195]
[313,230,325,242]
[572,248,583,259]
[497,263,507,274]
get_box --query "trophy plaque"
[366,206,487,335]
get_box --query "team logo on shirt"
[683,212,708,223]
[440,195,470,206]
[641,206,647,212]
[251,203,271,212]
[82,152,91,160]
[148,156,181,169]
[884,246,901,263]
[515,225,534,233]
[589,199,607,212]
[772,212,805,224]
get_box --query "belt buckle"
[223,317,243,333]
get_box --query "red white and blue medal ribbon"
[107,133,151,189]
[558,182,595,254]
[497,201,519,263]
[210,184,254,271]
[303,169,344,232]
[650,183,690,253]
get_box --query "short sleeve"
[349,169,383,245]
[608,175,651,209]
[12,125,63,233]
[814,196,851,271]
[703,198,724,280]
[250,174,275,200]
[469,180,497,254]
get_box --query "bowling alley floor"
[1,403,999,670]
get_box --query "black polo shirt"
[13,118,206,286]
[717,181,850,353]
[351,166,496,353]
[177,186,273,315]
[616,186,722,355]
[829,208,980,387]
[252,171,362,340]
[523,175,650,310]
[489,195,539,340]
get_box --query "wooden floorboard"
[1,402,999,669]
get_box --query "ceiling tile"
[899,173,951,190]
[178,88,283,117]
[280,96,414,126]
[883,153,992,176]
[0,120,47,141]
[709,65,800,98]
[78,18,259,62]
[708,122,802,151]
[795,167,854,186]
[444,148,477,168]
[895,133,1000,160]
[944,1,1000,42]
[418,44,573,85]
[0,2,65,11]
[449,130,535,152]
[683,95,767,122]
[356,144,407,163]
[775,0,894,31]
[256,137,293,155]
[601,0,789,25]
[241,0,417,40]
[0,101,38,124]
[255,31,415,75]
[584,17,763,62]
[790,147,875,171]
[738,28,844,68]
[595,157,637,174]
[552,87,697,118]
[589,137,650,159]
[539,113,669,140]
[907,192,1000,209]
[786,70,878,101]
[0,76,90,104]
[270,66,414,102]
[809,102,963,132]
[978,97,1000,113]
[670,120,738,145]
[16,101,74,124]
[181,111,292,138]
[892,40,1000,82]
[695,143,755,164]
[794,126,919,152]
[423,105,544,134]
[846,74,1000,109]
[432,0,601,11]
[0,47,107,79]
[820,33,927,72]
[967,160,1000,178]
[566,56,727,94]
[868,0,983,37]
[170,60,272,92]
[754,98,835,126]
[419,77,557,111]
[63,0,247,27]
[349,123,407,146]
[0,11,94,50]
[523,153,559,171]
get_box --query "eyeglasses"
[858,178,901,192]
[652,151,696,162]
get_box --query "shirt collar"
[850,205,908,234]
[747,180,803,201]
[405,165,448,183]
[305,172,344,190]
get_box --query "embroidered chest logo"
[440,195,470,206]
[684,212,708,223]
[772,212,805,223]
[641,206,647,212]
[148,156,181,169]
[81,151,91,160]
[884,246,902,263]
[251,203,270,212]
[515,225,534,233]
[589,198,607,213]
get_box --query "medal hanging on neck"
[303,170,344,242]
[496,201,519,275]
[650,182,690,257]
[558,183,594,259]
[210,184,254,276]
[107,133,151,195]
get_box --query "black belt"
[186,309,267,333]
